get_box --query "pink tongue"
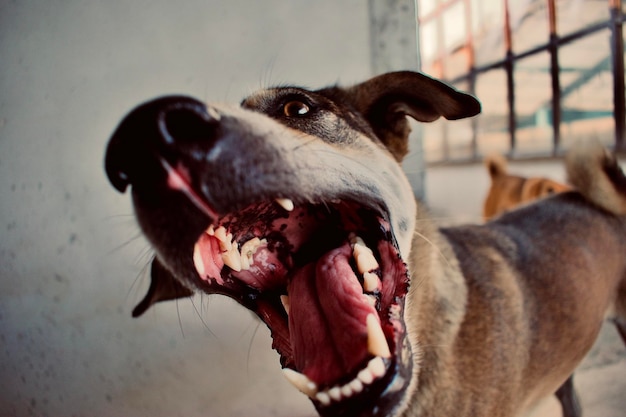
[287,243,377,386]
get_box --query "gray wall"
[0,2,372,416]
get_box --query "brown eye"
[283,101,310,117]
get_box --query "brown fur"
[105,72,626,417]
[483,153,571,220]
[398,142,626,417]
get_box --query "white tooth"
[220,232,234,252]
[363,272,380,292]
[364,294,377,307]
[276,198,295,212]
[221,243,242,272]
[349,378,364,393]
[352,241,372,257]
[205,225,215,236]
[350,235,365,246]
[280,295,290,315]
[240,237,265,270]
[357,367,374,385]
[366,314,391,358]
[316,391,331,406]
[193,242,205,277]
[354,245,379,274]
[340,384,353,398]
[328,387,342,401]
[282,368,318,398]
[368,356,386,378]
[214,226,228,243]
[213,226,233,251]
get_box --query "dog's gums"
[160,143,412,411]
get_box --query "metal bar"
[450,18,620,85]
[463,0,478,159]
[548,0,562,155]
[610,0,625,151]
[434,6,450,159]
[504,0,516,154]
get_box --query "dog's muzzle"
[105,96,413,417]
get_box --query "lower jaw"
[313,354,412,417]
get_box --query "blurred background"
[418,0,626,163]
[0,1,624,416]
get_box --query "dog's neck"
[398,204,469,416]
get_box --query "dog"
[105,71,626,417]
[483,153,571,220]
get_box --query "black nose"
[104,95,218,193]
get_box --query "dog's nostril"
[158,104,220,147]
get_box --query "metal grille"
[417,0,626,163]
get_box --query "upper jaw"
[107,97,417,417]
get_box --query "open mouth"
[163,159,412,416]
[192,198,411,412]
[193,199,408,407]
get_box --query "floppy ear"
[132,258,195,317]
[346,71,481,161]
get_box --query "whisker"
[176,297,186,338]
[111,231,144,252]
[260,56,279,90]
[246,320,262,378]
[413,230,454,270]
[189,296,218,339]
[124,261,150,312]
[133,245,155,267]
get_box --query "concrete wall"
[0,2,371,416]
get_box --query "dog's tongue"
[287,243,376,386]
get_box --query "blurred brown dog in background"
[483,153,571,220]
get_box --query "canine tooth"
[354,245,379,274]
[357,367,374,385]
[205,225,215,236]
[276,198,294,212]
[328,387,342,401]
[368,356,386,378]
[363,272,380,292]
[221,243,242,272]
[352,241,372,257]
[213,226,234,251]
[214,226,228,242]
[349,378,364,393]
[316,391,331,406]
[193,242,205,276]
[364,294,377,307]
[350,235,364,246]
[352,236,370,250]
[366,314,391,358]
[282,368,318,398]
[222,232,234,252]
[280,295,290,315]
